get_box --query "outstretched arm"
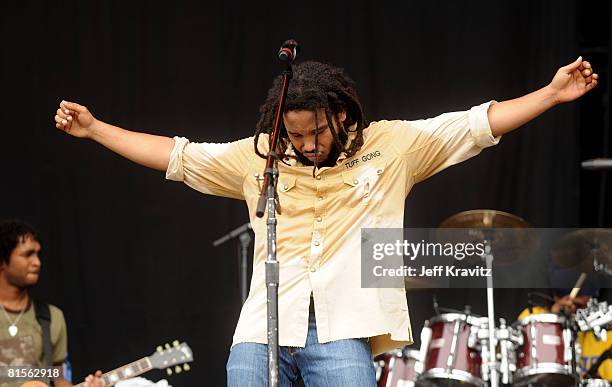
[54,101,175,171]
[487,56,598,137]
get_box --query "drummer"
[518,285,611,381]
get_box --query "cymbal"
[551,229,612,270]
[404,275,439,290]
[438,209,536,265]
[439,209,531,229]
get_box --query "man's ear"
[339,110,347,123]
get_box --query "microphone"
[581,158,612,170]
[278,39,299,62]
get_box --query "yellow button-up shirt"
[166,101,498,355]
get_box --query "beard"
[5,272,38,290]
[292,130,348,168]
[294,146,341,168]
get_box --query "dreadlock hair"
[0,219,39,265]
[254,61,368,168]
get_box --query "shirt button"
[282,184,288,191]
[318,196,324,201]
[353,179,359,185]
[313,241,320,246]
[316,216,322,222]
[310,267,317,272]
[315,175,321,180]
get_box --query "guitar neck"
[73,357,152,387]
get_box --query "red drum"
[514,313,578,386]
[374,348,420,387]
[417,313,487,387]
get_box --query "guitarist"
[0,220,103,387]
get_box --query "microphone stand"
[255,53,294,387]
[237,233,252,304]
[212,222,252,305]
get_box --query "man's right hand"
[53,99,174,171]
[55,100,96,139]
[551,295,589,314]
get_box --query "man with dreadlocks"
[54,57,597,386]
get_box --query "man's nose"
[302,139,316,153]
[31,255,41,268]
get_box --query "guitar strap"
[33,299,53,386]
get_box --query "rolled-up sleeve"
[468,101,500,148]
[166,136,190,182]
[165,136,253,200]
[391,101,500,183]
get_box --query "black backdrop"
[1,1,610,385]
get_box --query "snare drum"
[374,348,420,387]
[514,313,579,386]
[417,313,486,387]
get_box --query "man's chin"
[295,151,330,166]
[23,274,39,286]
[305,156,329,164]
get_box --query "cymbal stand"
[482,238,500,387]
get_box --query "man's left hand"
[549,56,598,104]
[83,370,104,387]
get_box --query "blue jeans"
[226,312,377,386]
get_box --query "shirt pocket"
[277,175,298,215]
[340,161,387,208]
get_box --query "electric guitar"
[20,341,193,387]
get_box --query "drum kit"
[375,210,612,387]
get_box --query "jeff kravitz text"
[372,265,492,278]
